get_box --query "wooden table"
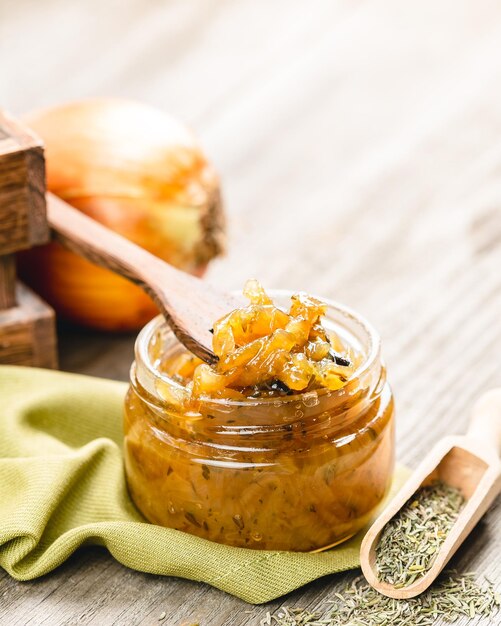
[1,1,500,624]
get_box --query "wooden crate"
[0,110,58,368]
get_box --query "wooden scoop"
[361,388,501,599]
[46,193,241,363]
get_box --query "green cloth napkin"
[0,365,409,604]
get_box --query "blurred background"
[1,0,501,464]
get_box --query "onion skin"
[18,99,225,332]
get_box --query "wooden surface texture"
[0,0,500,624]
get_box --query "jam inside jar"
[124,292,395,552]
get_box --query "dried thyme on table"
[376,480,465,588]
[260,571,500,626]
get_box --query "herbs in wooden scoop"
[376,480,465,588]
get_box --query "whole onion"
[18,99,225,331]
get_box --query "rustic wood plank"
[0,282,58,368]
[0,110,48,254]
[0,0,500,624]
[0,255,16,309]
[0,112,56,366]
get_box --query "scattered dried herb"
[376,480,465,588]
[260,571,500,626]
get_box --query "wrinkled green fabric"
[0,366,408,604]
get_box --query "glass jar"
[123,292,395,552]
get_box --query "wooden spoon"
[46,192,241,363]
[361,388,501,599]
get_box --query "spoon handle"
[46,192,223,363]
[47,192,170,289]
[467,389,501,459]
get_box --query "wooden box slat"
[0,110,48,254]
[0,282,57,368]
[0,111,57,368]
[0,255,16,310]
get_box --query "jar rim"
[134,290,381,407]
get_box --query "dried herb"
[233,514,245,530]
[184,512,201,528]
[260,571,500,625]
[255,379,294,396]
[328,349,351,367]
[269,379,294,395]
[376,480,465,588]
